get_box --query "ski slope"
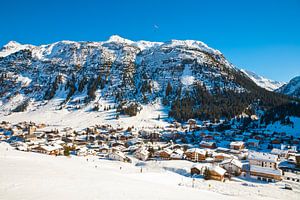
[0,143,299,200]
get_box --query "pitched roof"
[210,165,226,175]
[186,148,206,155]
[248,151,278,163]
[250,165,282,176]
[220,158,243,169]
[230,141,244,146]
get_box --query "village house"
[158,149,173,160]
[230,141,245,150]
[190,164,203,176]
[134,148,150,161]
[219,158,243,176]
[108,151,131,162]
[24,133,38,142]
[200,141,216,149]
[31,144,63,155]
[207,165,227,181]
[193,165,227,182]
[247,139,260,148]
[185,148,207,162]
[170,149,184,160]
[188,119,197,130]
[212,152,234,162]
[271,148,289,158]
[248,151,282,182]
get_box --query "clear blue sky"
[0,0,299,82]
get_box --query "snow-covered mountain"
[241,69,285,91]
[276,76,300,98]
[0,35,297,122]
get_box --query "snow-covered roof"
[186,148,206,155]
[248,151,278,163]
[111,151,127,159]
[200,141,215,146]
[271,148,288,155]
[161,148,173,155]
[250,165,282,176]
[40,144,63,152]
[210,165,226,176]
[220,158,243,169]
[230,141,245,146]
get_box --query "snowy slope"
[0,41,34,57]
[276,76,300,98]
[0,143,234,200]
[0,35,245,114]
[1,142,299,200]
[241,69,285,91]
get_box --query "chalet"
[188,119,197,130]
[134,148,150,161]
[15,142,28,151]
[213,152,233,162]
[219,158,243,176]
[149,132,161,141]
[271,148,289,158]
[99,144,110,154]
[271,138,281,144]
[24,134,38,142]
[185,148,207,162]
[248,151,282,182]
[248,151,279,169]
[206,165,226,181]
[250,165,282,182]
[190,164,203,176]
[31,144,63,155]
[247,139,260,148]
[158,149,173,160]
[215,147,231,153]
[200,141,216,149]
[77,147,90,156]
[279,160,300,183]
[108,151,131,162]
[170,149,184,160]
[203,135,214,141]
[230,141,245,150]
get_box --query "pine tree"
[165,81,172,96]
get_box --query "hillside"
[241,69,285,91]
[0,36,299,123]
[277,76,300,98]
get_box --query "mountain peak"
[3,41,22,49]
[277,75,300,97]
[107,35,134,44]
[0,41,34,58]
[165,39,221,55]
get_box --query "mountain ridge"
[0,35,298,123]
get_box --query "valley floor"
[0,142,299,200]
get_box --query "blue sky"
[0,0,299,82]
